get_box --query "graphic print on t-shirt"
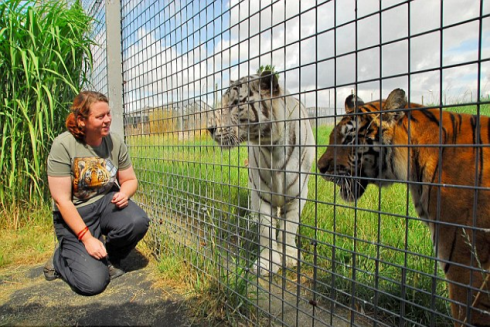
[72,157,117,200]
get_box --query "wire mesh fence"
[83,0,108,94]
[84,0,490,326]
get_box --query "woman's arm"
[48,176,107,259]
[111,165,138,209]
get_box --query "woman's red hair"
[66,91,109,140]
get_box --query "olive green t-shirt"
[47,131,132,210]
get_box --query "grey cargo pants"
[52,191,150,296]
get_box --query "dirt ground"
[0,249,214,327]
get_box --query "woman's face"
[81,101,112,140]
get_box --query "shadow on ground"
[0,249,212,326]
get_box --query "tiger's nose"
[317,157,330,174]
[207,126,216,135]
[317,155,335,174]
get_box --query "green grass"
[442,101,490,116]
[128,104,490,325]
[0,0,94,217]
[3,99,487,324]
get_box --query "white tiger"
[207,71,315,275]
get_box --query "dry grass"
[0,201,236,326]
[0,225,54,267]
[0,204,55,305]
[0,203,54,268]
[0,204,216,323]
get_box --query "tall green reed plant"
[0,0,94,221]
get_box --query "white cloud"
[119,0,490,111]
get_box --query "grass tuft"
[0,0,94,218]
[0,203,54,268]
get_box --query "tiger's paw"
[283,249,302,269]
[252,250,281,276]
[277,244,302,269]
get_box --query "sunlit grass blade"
[0,0,94,226]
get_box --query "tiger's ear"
[383,88,407,122]
[345,94,364,114]
[259,70,279,95]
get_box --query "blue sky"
[112,0,490,111]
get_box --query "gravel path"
[0,249,209,327]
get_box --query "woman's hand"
[49,176,107,260]
[82,236,107,260]
[111,191,129,209]
[116,166,138,208]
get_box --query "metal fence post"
[105,0,123,137]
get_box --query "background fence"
[82,1,490,326]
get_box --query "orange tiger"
[317,88,490,326]
[73,157,111,199]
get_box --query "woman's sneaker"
[108,259,125,280]
[43,255,60,281]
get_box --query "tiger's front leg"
[438,227,490,326]
[276,197,305,270]
[251,190,282,276]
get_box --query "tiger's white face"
[207,71,279,148]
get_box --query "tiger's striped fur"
[317,88,490,326]
[208,71,315,275]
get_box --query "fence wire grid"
[83,1,490,326]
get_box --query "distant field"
[129,103,490,326]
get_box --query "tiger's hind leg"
[443,228,490,326]
[447,265,490,326]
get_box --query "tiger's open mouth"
[323,170,367,202]
[212,133,243,149]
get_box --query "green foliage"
[257,64,279,79]
[148,107,177,134]
[0,0,94,213]
[130,103,490,325]
[129,125,459,326]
